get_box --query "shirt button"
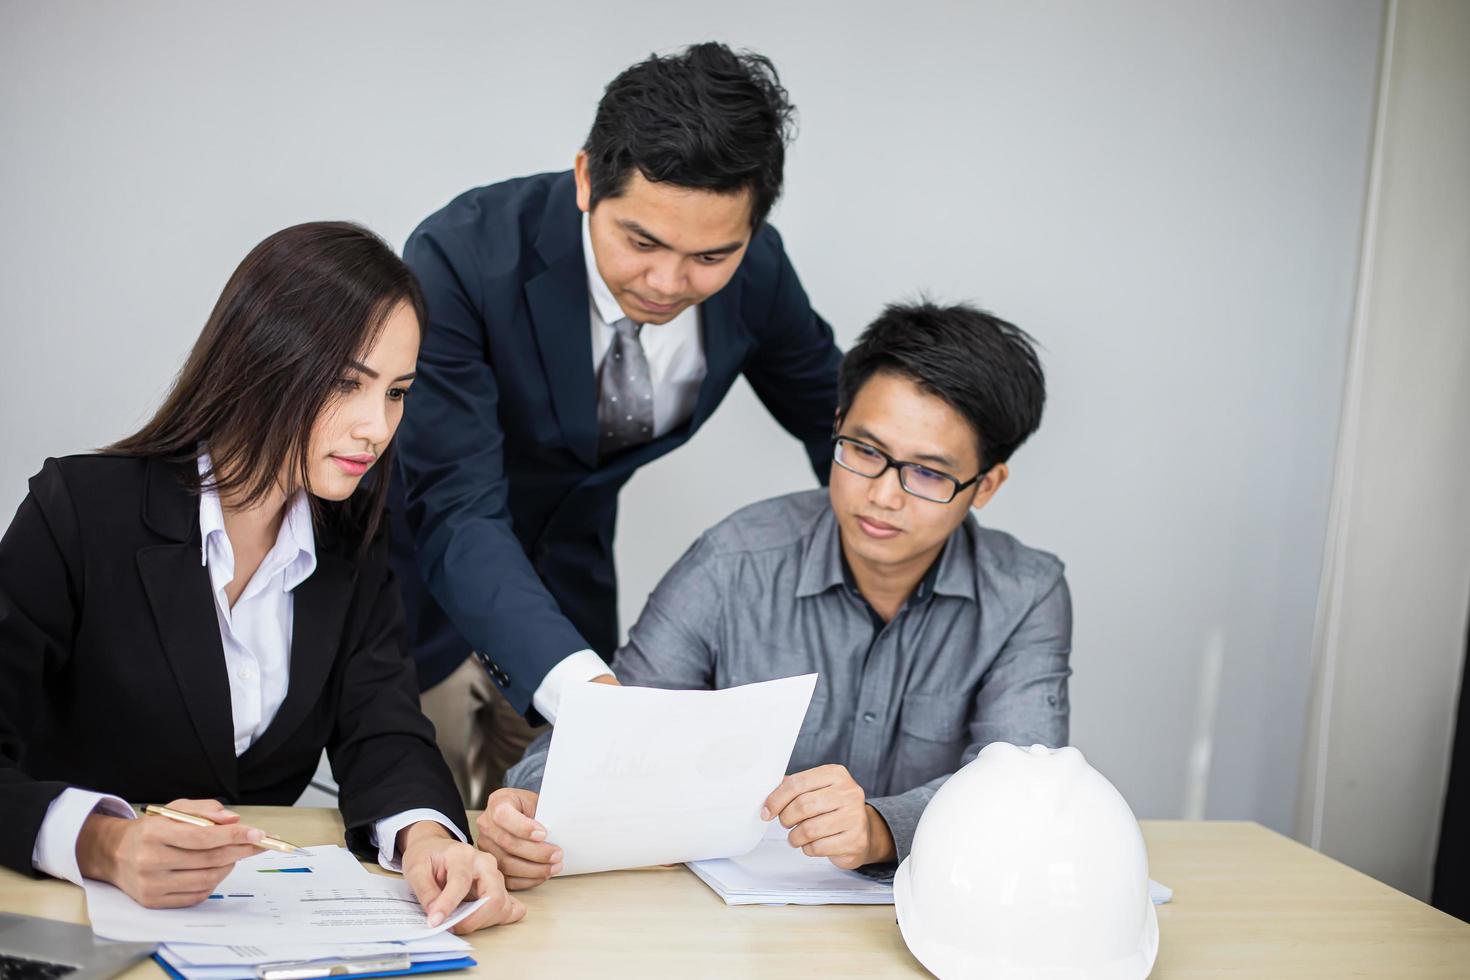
[863,712,878,723]
[238,668,252,680]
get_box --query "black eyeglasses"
[831,436,982,504]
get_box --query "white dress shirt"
[583,212,707,437]
[523,219,713,721]
[31,453,461,884]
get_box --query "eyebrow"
[618,219,745,257]
[348,361,415,383]
[850,425,959,469]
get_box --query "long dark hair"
[109,221,425,547]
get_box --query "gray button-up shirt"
[506,489,1072,860]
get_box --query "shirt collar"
[582,212,627,327]
[794,505,978,604]
[196,451,318,593]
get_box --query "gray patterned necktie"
[597,317,655,458]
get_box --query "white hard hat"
[894,742,1158,979]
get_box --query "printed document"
[689,821,894,905]
[690,825,1177,907]
[83,845,487,943]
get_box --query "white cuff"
[32,789,135,885]
[370,809,466,872]
[531,649,614,723]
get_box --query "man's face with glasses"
[829,371,1007,576]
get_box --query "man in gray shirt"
[477,301,1070,886]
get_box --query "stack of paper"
[689,824,1178,908]
[84,845,487,945]
[80,845,488,979]
[688,823,895,906]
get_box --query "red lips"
[329,454,375,477]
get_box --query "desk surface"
[2,808,1467,978]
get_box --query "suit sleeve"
[397,227,589,716]
[739,225,844,482]
[867,569,1072,861]
[502,533,725,793]
[0,460,89,876]
[329,544,471,858]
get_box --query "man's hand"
[399,822,525,934]
[761,764,896,870]
[75,798,265,908]
[475,788,562,890]
[590,674,621,686]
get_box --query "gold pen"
[142,804,306,854]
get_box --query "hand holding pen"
[143,804,304,854]
[74,798,292,908]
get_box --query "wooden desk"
[2,808,1467,977]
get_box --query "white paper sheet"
[83,845,488,944]
[688,821,895,905]
[535,673,818,876]
[689,825,1177,908]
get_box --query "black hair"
[583,41,795,229]
[837,302,1046,472]
[109,221,425,550]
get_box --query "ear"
[573,150,592,214]
[969,462,1009,512]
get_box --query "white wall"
[0,1,1384,833]
[1295,0,1470,900]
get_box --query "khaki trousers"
[419,654,548,810]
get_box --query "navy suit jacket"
[390,171,841,714]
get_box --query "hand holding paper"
[530,674,818,877]
[475,788,562,890]
[762,763,896,869]
[399,825,525,932]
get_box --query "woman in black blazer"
[0,222,523,932]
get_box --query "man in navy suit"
[390,42,842,805]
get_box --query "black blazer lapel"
[136,461,238,795]
[241,551,353,765]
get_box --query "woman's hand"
[75,798,265,908]
[399,822,525,934]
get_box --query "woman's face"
[305,300,420,501]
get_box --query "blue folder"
[154,953,476,980]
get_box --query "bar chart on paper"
[82,845,487,944]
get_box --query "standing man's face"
[575,150,753,325]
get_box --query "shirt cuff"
[32,789,136,885]
[865,795,924,863]
[530,649,614,724]
[370,809,466,872]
